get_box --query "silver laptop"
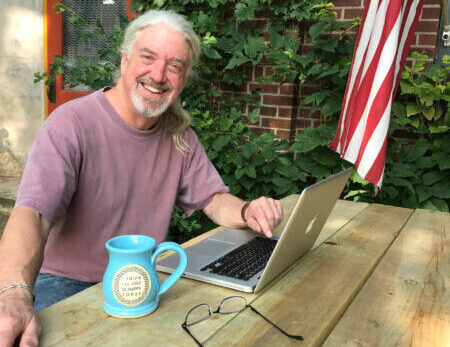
[157,168,353,293]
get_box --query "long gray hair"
[120,10,201,154]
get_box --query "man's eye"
[142,55,154,61]
[168,64,183,73]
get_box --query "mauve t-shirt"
[15,88,229,282]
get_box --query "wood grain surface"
[323,208,449,347]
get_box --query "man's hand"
[0,289,40,347]
[203,193,283,237]
[243,197,283,238]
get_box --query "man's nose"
[150,60,166,82]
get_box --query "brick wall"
[238,0,443,140]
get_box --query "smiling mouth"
[141,82,166,94]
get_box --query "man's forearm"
[203,193,247,229]
[0,207,51,288]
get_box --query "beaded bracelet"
[0,283,35,301]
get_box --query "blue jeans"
[34,273,97,312]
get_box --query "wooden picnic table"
[38,196,449,346]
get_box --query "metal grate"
[63,0,127,91]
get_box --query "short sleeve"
[176,129,229,216]
[15,105,84,224]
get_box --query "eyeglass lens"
[218,296,247,314]
[185,303,212,326]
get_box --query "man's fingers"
[0,316,21,347]
[248,200,273,237]
[0,290,37,347]
[245,197,283,238]
[19,315,40,347]
[267,198,283,227]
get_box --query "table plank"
[323,208,449,347]
[205,204,414,347]
[37,199,368,346]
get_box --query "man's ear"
[120,53,128,76]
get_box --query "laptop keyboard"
[200,237,277,281]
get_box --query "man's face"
[121,23,191,118]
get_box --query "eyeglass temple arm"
[182,324,204,347]
[248,306,304,341]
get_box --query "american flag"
[330,0,424,188]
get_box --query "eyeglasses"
[181,296,303,346]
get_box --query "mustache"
[137,77,172,92]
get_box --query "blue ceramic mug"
[102,235,187,318]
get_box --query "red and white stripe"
[330,0,424,188]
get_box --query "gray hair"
[119,10,201,155]
[120,10,200,74]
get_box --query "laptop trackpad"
[186,239,236,257]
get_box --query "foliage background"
[36,0,449,243]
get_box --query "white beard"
[132,84,171,118]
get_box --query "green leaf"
[321,98,342,118]
[422,170,446,185]
[202,46,222,59]
[406,102,421,117]
[261,146,276,160]
[241,142,256,160]
[235,168,245,180]
[391,102,406,117]
[429,125,449,134]
[275,165,298,178]
[297,51,314,68]
[240,177,254,191]
[384,177,415,194]
[435,135,450,153]
[312,147,340,167]
[400,81,417,95]
[415,156,436,169]
[422,198,449,212]
[212,135,231,151]
[219,118,233,131]
[432,152,450,170]
[278,157,291,166]
[429,198,449,212]
[269,28,284,49]
[272,176,292,187]
[351,171,371,186]
[384,186,399,199]
[247,108,260,123]
[259,133,277,144]
[415,185,431,203]
[224,55,250,70]
[245,165,257,178]
[294,155,317,173]
[309,22,327,39]
[422,106,435,121]
[291,128,328,153]
[344,190,367,199]
[406,139,432,162]
[424,64,441,81]
[428,180,450,199]
[244,35,267,58]
[389,163,415,178]
[314,37,339,52]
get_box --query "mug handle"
[151,242,187,295]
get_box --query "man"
[0,10,282,347]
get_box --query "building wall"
[239,0,443,139]
[0,0,45,178]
